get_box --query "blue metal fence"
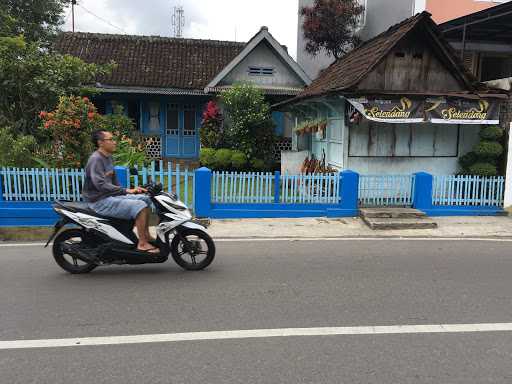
[280,173,340,204]
[212,171,275,203]
[358,175,415,207]
[0,166,506,226]
[211,171,341,205]
[432,175,504,207]
[0,167,85,202]
[0,162,195,207]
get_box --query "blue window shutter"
[272,111,284,136]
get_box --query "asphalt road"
[1,239,512,383]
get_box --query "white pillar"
[504,123,512,209]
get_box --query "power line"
[77,4,126,34]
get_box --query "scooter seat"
[54,201,120,221]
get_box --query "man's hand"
[126,187,147,194]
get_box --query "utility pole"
[71,0,77,32]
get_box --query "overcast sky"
[61,0,299,58]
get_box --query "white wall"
[347,124,480,175]
[297,0,417,80]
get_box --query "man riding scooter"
[82,130,158,254]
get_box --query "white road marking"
[2,323,512,350]
[2,237,512,248]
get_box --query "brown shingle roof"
[54,32,245,90]
[299,13,427,99]
[295,11,492,102]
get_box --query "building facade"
[56,27,310,163]
[282,12,507,175]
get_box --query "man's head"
[92,130,116,154]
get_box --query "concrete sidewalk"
[2,216,512,242]
[204,216,512,239]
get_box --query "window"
[127,101,140,131]
[184,105,196,136]
[248,66,274,76]
[147,102,161,134]
[349,121,459,157]
[166,104,179,136]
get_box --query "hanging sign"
[348,97,425,123]
[425,97,500,125]
[347,97,500,125]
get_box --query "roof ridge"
[58,31,246,46]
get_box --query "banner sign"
[348,97,424,123]
[348,97,500,125]
[425,97,499,125]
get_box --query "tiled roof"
[54,32,245,90]
[299,13,427,99]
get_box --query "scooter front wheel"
[170,228,215,271]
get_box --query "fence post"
[340,170,359,212]
[194,167,212,218]
[114,166,130,189]
[412,172,433,211]
[274,171,280,203]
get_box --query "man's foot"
[137,244,160,254]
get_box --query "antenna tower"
[172,5,185,38]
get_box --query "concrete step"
[362,216,438,230]
[360,208,426,219]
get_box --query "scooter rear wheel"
[53,228,97,274]
[170,228,215,271]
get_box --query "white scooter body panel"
[57,209,134,244]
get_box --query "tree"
[221,83,275,165]
[300,0,365,59]
[0,0,68,45]
[0,36,113,136]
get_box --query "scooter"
[44,184,215,274]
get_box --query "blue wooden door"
[181,105,198,158]
[165,103,180,157]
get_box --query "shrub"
[479,126,503,141]
[221,83,275,164]
[39,96,144,168]
[459,126,504,176]
[474,141,503,159]
[214,149,233,170]
[200,101,224,149]
[468,163,498,177]
[250,158,266,171]
[0,127,37,167]
[458,151,478,170]
[231,150,247,170]
[200,148,216,168]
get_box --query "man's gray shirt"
[82,150,126,203]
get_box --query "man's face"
[98,131,116,154]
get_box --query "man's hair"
[91,130,106,148]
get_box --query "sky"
[61,0,300,59]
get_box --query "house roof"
[440,1,512,43]
[205,26,311,91]
[281,11,504,107]
[54,32,245,90]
